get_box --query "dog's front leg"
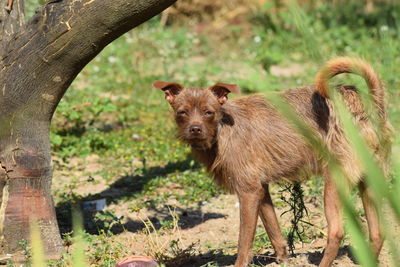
[235,189,263,267]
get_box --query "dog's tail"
[315,57,387,121]
[316,57,393,181]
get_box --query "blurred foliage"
[168,0,400,29]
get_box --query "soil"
[118,194,393,267]
[52,155,397,266]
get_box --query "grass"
[13,0,400,266]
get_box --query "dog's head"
[154,81,239,149]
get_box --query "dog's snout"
[190,125,202,134]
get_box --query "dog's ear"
[153,81,184,104]
[209,83,240,105]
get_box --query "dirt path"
[108,190,395,266]
[52,155,397,267]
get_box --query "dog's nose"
[190,125,202,134]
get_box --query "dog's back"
[205,92,320,192]
[195,80,391,191]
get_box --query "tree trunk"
[0,0,176,258]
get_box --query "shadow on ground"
[181,251,277,267]
[82,204,225,235]
[177,245,356,266]
[55,157,225,235]
[305,245,356,266]
[119,206,225,233]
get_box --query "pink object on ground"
[115,255,158,267]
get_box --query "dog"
[153,57,392,267]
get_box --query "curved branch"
[0,0,176,121]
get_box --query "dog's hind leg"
[259,184,287,262]
[234,189,263,267]
[319,175,344,267]
[359,181,383,257]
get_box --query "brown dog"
[154,57,392,267]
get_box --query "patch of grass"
[253,229,272,254]
[17,240,31,264]
[139,209,200,266]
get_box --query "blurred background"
[23,0,400,266]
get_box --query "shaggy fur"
[154,57,392,267]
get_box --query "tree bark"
[0,0,176,257]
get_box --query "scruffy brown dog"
[154,57,392,267]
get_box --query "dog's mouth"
[189,142,209,150]
[187,136,206,141]
[186,137,207,144]
[185,130,207,141]
[185,137,210,150]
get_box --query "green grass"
[15,0,400,266]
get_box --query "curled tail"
[315,57,387,121]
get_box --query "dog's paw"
[276,251,288,263]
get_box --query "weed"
[279,182,310,254]
[18,240,31,264]
[156,239,199,267]
[139,208,199,266]
[93,211,126,233]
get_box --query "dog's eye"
[205,110,215,115]
[177,110,187,115]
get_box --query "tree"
[0,0,176,258]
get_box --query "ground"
[50,153,398,267]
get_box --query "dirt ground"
[53,156,397,266]
[121,195,396,267]
[118,195,393,267]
